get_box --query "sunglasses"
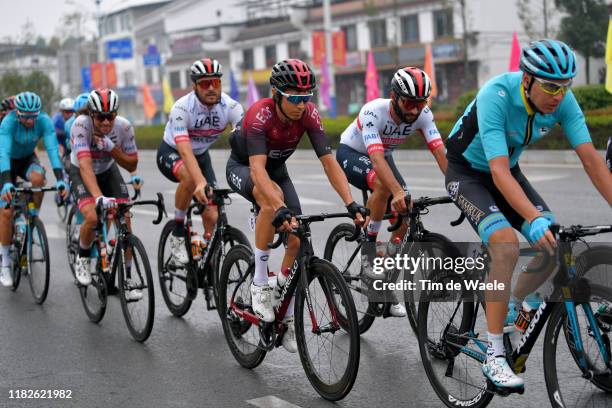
[196,78,221,89]
[398,97,428,111]
[535,77,572,96]
[93,112,117,122]
[278,89,313,105]
[17,111,39,120]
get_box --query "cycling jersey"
[52,111,67,147]
[606,136,611,172]
[0,110,63,184]
[447,72,591,172]
[163,91,243,155]
[70,115,138,175]
[63,115,76,150]
[340,98,443,155]
[229,98,331,167]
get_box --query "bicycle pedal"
[486,380,525,396]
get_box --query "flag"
[509,32,521,72]
[365,50,379,102]
[424,44,438,98]
[320,57,333,112]
[162,77,174,114]
[229,70,239,101]
[606,17,612,94]
[246,74,260,108]
[142,84,157,119]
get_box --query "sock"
[0,245,10,267]
[253,248,270,287]
[278,266,290,286]
[487,332,505,359]
[366,220,382,242]
[79,241,92,258]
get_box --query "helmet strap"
[524,77,543,115]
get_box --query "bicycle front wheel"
[295,258,360,401]
[27,218,50,304]
[117,235,155,342]
[80,257,107,323]
[66,205,79,278]
[157,220,192,317]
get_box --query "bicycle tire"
[544,283,612,407]
[27,218,50,304]
[66,205,78,278]
[117,235,155,342]
[323,222,375,334]
[80,256,108,323]
[56,201,68,223]
[295,258,360,401]
[219,244,266,369]
[157,220,192,317]
[10,241,23,292]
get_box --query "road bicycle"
[417,223,612,407]
[219,210,361,401]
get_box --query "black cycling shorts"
[10,155,45,183]
[70,162,129,210]
[226,154,302,215]
[445,162,554,243]
[156,141,218,187]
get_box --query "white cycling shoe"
[250,283,275,323]
[75,256,92,286]
[169,234,189,265]
[0,265,13,287]
[282,317,298,353]
[482,356,525,389]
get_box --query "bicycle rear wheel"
[295,258,360,401]
[219,244,266,368]
[66,205,79,277]
[80,257,107,323]
[27,218,50,304]
[10,243,24,292]
[323,222,375,334]
[157,220,192,317]
[117,235,155,342]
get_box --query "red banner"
[105,62,117,87]
[90,63,103,89]
[312,31,346,66]
[311,31,326,66]
[332,31,346,66]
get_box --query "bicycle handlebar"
[387,195,462,232]
[95,192,167,225]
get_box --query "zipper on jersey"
[522,114,535,146]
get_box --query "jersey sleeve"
[357,105,384,155]
[244,103,270,157]
[40,115,63,170]
[556,91,592,149]
[169,102,190,145]
[228,99,245,129]
[415,107,444,152]
[305,105,332,157]
[0,115,14,177]
[476,84,510,162]
[120,121,138,157]
[71,117,92,162]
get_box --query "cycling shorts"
[156,140,217,187]
[70,162,129,210]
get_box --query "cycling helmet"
[270,59,316,91]
[391,67,431,101]
[73,93,89,111]
[87,89,119,113]
[519,39,577,80]
[190,58,223,82]
[15,92,42,113]
[59,97,74,111]
[1,96,15,112]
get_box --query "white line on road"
[246,396,303,408]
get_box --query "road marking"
[246,396,303,408]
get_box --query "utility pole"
[543,0,548,38]
[323,0,336,117]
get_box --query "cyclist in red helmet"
[226,59,368,352]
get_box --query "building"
[57,37,98,98]
[0,43,59,90]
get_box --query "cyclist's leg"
[0,163,20,283]
[24,155,46,210]
[70,164,98,285]
[197,150,218,237]
[385,153,409,242]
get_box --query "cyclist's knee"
[0,207,12,220]
[488,228,519,262]
[28,171,45,186]
[371,176,391,196]
[80,205,97,226]
[286,234,300,254]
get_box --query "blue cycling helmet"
[14,91,42,113]
[73,93,89,111]
[519,39,577,80]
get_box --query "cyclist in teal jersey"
[446,39,612,390]
[0,92,68,286]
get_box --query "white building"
[0,44,59,90]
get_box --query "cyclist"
[53,98,74,158]
[0,92,68,287]
[226,59,367,352]
[445,39,612,390]
[70,88,141,300]
[157,58,243,265]
[0,97,15,125]
[337,66,447,317]
[607,135,611,172]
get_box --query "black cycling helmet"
[270,59,316,92]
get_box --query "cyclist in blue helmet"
[52,97,74,158]
[445,39,612,391]
[63,93,89,149]
[0,91,68,286]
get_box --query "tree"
[19,19,37,45]
[0,71,59,113]
[555,0,608,84]
[516,0,558,39]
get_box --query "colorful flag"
[142,84,157,119]
[246,74,260,108]
[509,32,521,72]
[424,44,438,98]
[105,62,117,87]
[229,70,240,101]
[365,50,379,102]
[320,57,333,112]
[162,77,174,114]
[606,18,612,94]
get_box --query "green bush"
[571,85,612,111]
[454,89,478,119]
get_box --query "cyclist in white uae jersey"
[157,58,244,265]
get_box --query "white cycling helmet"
[59,97,75,111]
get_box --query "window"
[265,44,277,67]
[368,19,387,48]
[433,9,453,39]
[342,24,357,51]
[243,48,254,70]
[169,71,181,89]
[288,41,301,59]
[400,14,419,44]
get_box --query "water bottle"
[14,213,26,243]
[191,232,203,260]
[201,232,212,256]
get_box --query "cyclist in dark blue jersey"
[446,39,612,390]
